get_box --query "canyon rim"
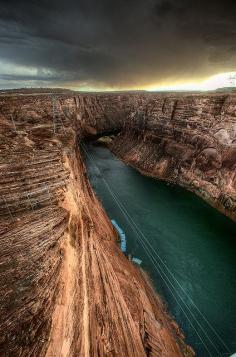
[1,0,236,354]
[0,90,235,356]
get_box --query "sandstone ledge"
[0,93,194,356]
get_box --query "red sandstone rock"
[0,92,193,356]
[111,93,236,221]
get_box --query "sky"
[0,0,236,91]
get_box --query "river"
[82,141,236,357]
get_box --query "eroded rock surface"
[0,93,193,356]
[1,90,236,357]
[111,93,236,220]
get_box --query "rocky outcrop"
[111,93,236,221]
[0,93,193,356]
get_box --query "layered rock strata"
[0,94,193,356]
[111,93,236,221]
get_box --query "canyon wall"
[111,93,236,221]
[0,94,193,356]
[1,90,235,356]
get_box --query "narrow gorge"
[0,91,235,356]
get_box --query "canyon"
[0,90,235,356]
[110,93,236,221]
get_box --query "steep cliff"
[111,93,236,221]
[0,93,193,356]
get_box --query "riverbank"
[110,145,236,222]
[95,130,236,221]
[84,142,236,357]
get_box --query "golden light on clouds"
[146,72,236,92]
[71,72,236,92]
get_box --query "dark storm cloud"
[0,0,235,88]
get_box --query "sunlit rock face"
[111,93,236,221]
[0,93,193,357]
[0,90,235,356]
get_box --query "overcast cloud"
[0,0,235,89]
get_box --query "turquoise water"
[82,142,236,357]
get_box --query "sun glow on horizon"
[71,72,236,92]
[146,72,236,92]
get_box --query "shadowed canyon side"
[0,94,193,356]
[111,94,236,221]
